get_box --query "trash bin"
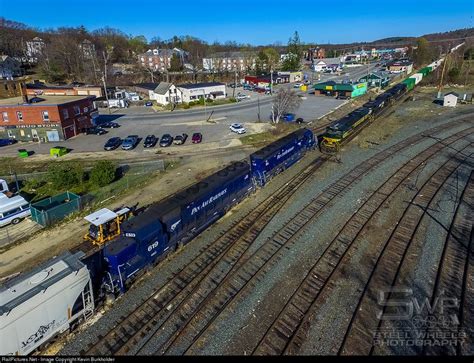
[18,149,29,158]
[50,146,68,158]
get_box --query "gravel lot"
[57,94,474,356]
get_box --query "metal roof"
[84,208,118,226]
[177,82,225,90]
[0,251,85,315]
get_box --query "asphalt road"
[0,65,382,156]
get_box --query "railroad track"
[141,124,474,355]
[77,116,472,356]
[252,127,474,355]
[339,149,474,355]
[422,171,474,356]
[82,153,326,355]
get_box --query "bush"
[229,97,237,103]
[198,98,205,105]
[90,160,116,187]
[188,101,196,106]
[183,103,190,109]
[47,162,84,189]
[206,98,214,103]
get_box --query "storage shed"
[443,92,458,107]
[30,191,81,226]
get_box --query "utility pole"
[232,70,237,98]
[437,44,451,99]
[257,94,261,122]
[270,67,273,95]
[102,50,111,115]
[203,89,207,121]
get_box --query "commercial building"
[26,82,103,97]
[386,60,413,74]
[358,72,391,88]
[0,94,97,142]
[244,73,290,87]
[25,37,46,63]
[1,79,25,99]
[177,82,226,103]
[305,47,326,62]
[314,81,368,98]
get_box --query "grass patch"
[240,123,300,146]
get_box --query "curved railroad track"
[140,123,474,355]
[252,127,473,355]
[339,149,474,355]
[82,152,326,355]
[74,115,473,356]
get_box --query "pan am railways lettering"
[276,146,295,160]
[191,188,228,215]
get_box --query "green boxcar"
[419,67,432,76]
[30,191,81,227]
[402,78,416,91]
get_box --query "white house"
[149,82,182,105]
[443,92,458,107]
[311,57,343,72]
[177,82,226,103]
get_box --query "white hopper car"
[0,251,94,355]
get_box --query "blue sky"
[1,0,472,44]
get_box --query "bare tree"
[271,88,302,123]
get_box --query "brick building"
[1,80,25,99]
[138,48,188,72]
[26,82,103,97]
[0,95,97,142]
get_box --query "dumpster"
[30,191,81,227]
[50,146,68,158]
[18,149,29,158]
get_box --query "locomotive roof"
[251,128,309,160]
[328,107,371,131]
[0,251,85,315]
[104,236,135,255]
[125,161,251,225]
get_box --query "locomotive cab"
[84,207,132,246]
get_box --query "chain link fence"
[0,159,166,250]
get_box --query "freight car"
[250,128,316,187]
[102,161,254,293]
[0,252,94,355]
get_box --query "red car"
[192,132,202,144]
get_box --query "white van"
[0,195,31,227]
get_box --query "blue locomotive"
[251,128,316,187]
[102,161,255,293]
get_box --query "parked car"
[143,135,158,148]
[145,101,153,107]
[100,121,120,128]
[159,134,173,147]
[121,135,139,150]
[192,132,202,144]
[0,139,16,147]
[86,127,108,135]
[296,118,305,124]
[293,82,303,88]
[230,123,246,134]
[173,133,188,145]
[103,137,122,151]
[236,94,250,101]
[282,113,296,122]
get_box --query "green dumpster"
[50,146,68,158]
[18,149,29,158]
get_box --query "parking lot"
[0,89,345,157]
